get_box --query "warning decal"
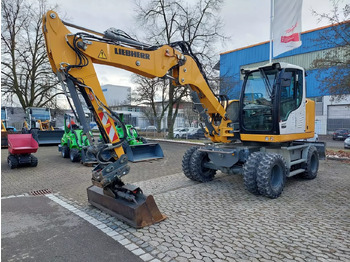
[98,50,107,59]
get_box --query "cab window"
[279,69,303,121]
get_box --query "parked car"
[173,128,189,138]
[187,128,206,139]
[344,137,350,149]
[333,129,349,140]
[144,126,157,132]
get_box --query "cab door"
[279,69,305,135]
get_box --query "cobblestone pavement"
[1,141,187,204]
[2,142,350,261]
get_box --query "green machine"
[59,113,96,164]
[102,113,164,162]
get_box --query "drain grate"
[30,189,52,196]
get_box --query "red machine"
[7,134,39,169]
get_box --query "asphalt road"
[2,196,142,262]
[319,135,347,149]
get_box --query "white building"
[101,84,131,106]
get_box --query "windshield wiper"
[259,69,272,98]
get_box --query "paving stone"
[125,243,138,251]
[164,251,178,258]
[139,253,153,261]
[132,248,145,256]
[2,145,349,262]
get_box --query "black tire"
[8,155,18,169]
[61,145,70,158]
[256,153,287,199]
[140,137,148,144]
[175,134,180,139]
[300,146,319,179]
[190,149,216,182]
[243,152,264,195]
[30,155,38,167]
[182,146,199,180]
[70,148,80,162]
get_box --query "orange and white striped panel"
[98,112,119,143]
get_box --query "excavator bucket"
[124,143,164,162]
[87,185,167,228]
[81,147,98,166]
[35,130,65,145]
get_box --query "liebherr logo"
[114,48,150,60]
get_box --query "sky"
[45,0,337,89]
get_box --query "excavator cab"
[239,62,315,142]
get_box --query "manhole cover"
[29,189,52,196]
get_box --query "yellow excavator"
[42,11,325,227]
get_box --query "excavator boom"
[42,11,236,226]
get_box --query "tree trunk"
[167,82,175,138]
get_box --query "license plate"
[338,136,343,138]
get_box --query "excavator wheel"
[243,152,264,195]
[256,153,287,199]
[182,146,199,181]
[300,146,319,180]
[190,149,216,182]
[61,145,70,158]
[70,148,80,162]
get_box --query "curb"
[146,138,206,146]
[326,156,350,161]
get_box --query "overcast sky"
[46,0,337,88]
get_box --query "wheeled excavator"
[42,11,325,227]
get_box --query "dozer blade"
[37,130,64,145]
[125,143,164,162]
[87,185,167,228]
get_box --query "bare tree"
[1,0,63,110]
[182,102,200,127]
[135,0,226,138]
[132,75,168,131]
[311,1,350,98]
[132,74,187,131]
[219,72,242,98]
